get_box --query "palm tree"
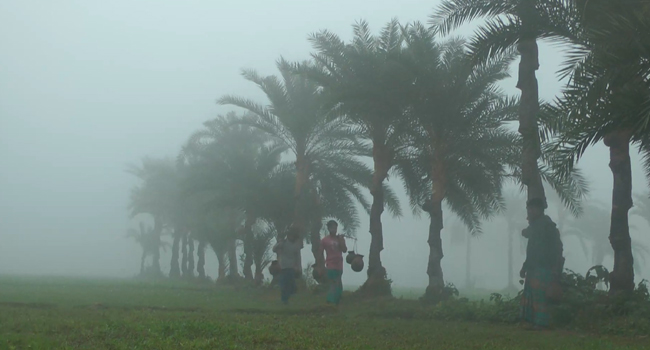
[181,114,287,282]
[565,204,650,276]
[218,60,372,266]
[302,19,408,292]
[431,0,578,210]
[126,222,170,277]
[398,27,521,299]
[544,0,650,293]
[127,157,179,275]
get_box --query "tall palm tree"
[218,60,373,266]
[302,19,408,292]
[431,0,578,210]
[544,0,650,293]
[398,25,521,299]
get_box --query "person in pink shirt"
[318,220,347,305]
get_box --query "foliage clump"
[374,267,650,335]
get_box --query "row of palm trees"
[434,0,650,294]
[127,0,649,298]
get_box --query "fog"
[1,0,649,290]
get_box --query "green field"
[0,276,648,350]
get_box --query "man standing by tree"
[318,220,347,305]
[520,198,564,330]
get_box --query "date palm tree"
[218,60,375,266]
[543,0,650,292]
[301,19,409,293]
[431,0,578,210]
[565,204,649,276]
[127,157,179,276]
[180,114,287,281]
[126,222,170,277]
[398,26,520,299]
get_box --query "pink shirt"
[321,235,344,271]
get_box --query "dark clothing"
[521,268,552,327]
[521,214,563,327]
[279,268,296,304]
[522,215,564,274]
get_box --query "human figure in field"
[520,198,564,330]
[318,220,347,305]
[272,227,302,304]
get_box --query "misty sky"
[1,0,649,289]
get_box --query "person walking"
[318,220,347,305]
[272,227,302,305]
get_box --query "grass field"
[1,276,648,350]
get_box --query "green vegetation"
[1,277,649,350]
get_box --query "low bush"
[367,266,650,336]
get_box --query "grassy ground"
[0,276,648,350]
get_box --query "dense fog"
[2,0,649,290]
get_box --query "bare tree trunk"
[169,229,181,278]
[197,240,206,279]
[187,238,195,277]
[516,27,546,207]
[604,130,635,293]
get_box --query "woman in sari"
[520,198,564,330]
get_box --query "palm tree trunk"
[181,232,189,277]
[423,145,446,300]
[152,216,163,275]
[140,250,146,276]
[310,191,324,267]
[604,129,635,293]
[217,249,226,282]
[253,248,264,286]
[292,151,310,232]
[362,143,391,294]
[197,240,206,279]
[516,27,546,206]
[188,238,195,277]
[424,198,445,299]
[465,231,471,288]
[169,229,181,278]
[507,223,515,290]
[242,216,255,281]
[228,238,239,278]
